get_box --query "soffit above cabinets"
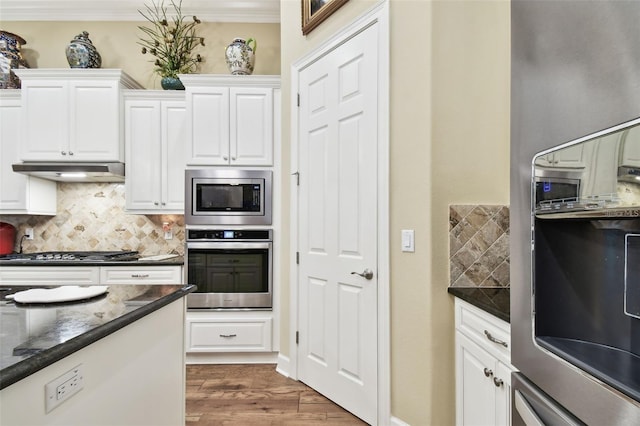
[0,0,281,23]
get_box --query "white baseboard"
[389,415,410,426]
[185,352,279,364]
[275,353,290,378]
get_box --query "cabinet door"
[494,361,514,426]
[553,143,585,168]
[69,79,121,161]
[230,87,273,165]
[125,100,163,211]
[457,333,497,426]
[0,94,56,214]
[187,87,229,165]
[162,100,186,211]
[621,126,640,168]
[20,80,68,160]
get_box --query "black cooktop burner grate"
[0,251,140,262]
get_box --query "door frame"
[287,1,390,423]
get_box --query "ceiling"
[0,0,280,23]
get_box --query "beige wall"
[281,0,509,425]
[1,21,281,88]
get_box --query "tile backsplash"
[449,205,510,288]
[0,183,184,255]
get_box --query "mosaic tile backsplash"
[0,183,185,255]
[449,205,510,288]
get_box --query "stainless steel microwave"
[185,169,272,226]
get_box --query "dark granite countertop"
[0,256,184,267]
[448,287,510,323]
[0,283,195,390]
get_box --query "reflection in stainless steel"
[533,123,640,218]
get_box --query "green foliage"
[137,0,205,78]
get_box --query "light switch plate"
[401,229,415,252]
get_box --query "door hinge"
[292,171,300,186]
[297,93,300,107]
[296,331,299,344]
[296,251,299,264]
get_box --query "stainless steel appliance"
[185,169,272,226]
[511,1,640,424]
[185,229,272,309]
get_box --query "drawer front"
[100,266,182,284]
[186,319,272,352]
[0,266,99,285]
[456,298,511,362]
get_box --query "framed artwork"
[302,0,349,35]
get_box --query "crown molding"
[0,0,280,23]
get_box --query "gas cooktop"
[0,251,140,262]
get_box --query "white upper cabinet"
[124,91,186,213]
[181,75,280,166]
[0,91,56,215]
[14,69,142,162]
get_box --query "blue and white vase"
[224,38,256,75]
[66,31,101,69]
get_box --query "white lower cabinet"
[0,265,182,285]
[186,312,272,353]
[100,266,182,285]
[455,297,516,426]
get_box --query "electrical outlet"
[25,228,34,240]
[45,364,84,413]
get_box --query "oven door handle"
[186,241,271,250]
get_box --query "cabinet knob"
[161,202,166,206]
[231,156,236,161]
[223,156,228,161]
[154,202,159,206]
[493,377,504,387]
[483,368,493,377]
[61,151,67,155]
[69,151,74,156]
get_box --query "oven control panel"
[187,229,272,241]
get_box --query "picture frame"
[302,0,349,35]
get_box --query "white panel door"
[231,87,273,165]
[186,87,229,165]
[297,23,379,425]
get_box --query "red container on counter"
[0,222,16,255]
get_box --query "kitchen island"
[0,283,194,425]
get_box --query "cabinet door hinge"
[292,171,300,186]
[296,252,300,264]
[296,331,299,344]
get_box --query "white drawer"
[0,266,99,285]
[186,318,272,352]
[455,297,511,363]
[99,266,182,285]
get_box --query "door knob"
[351,269,374,280]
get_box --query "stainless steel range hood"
[12,162,125,182]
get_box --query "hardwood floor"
[186,364,368,425]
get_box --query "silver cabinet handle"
[131,274,149,278]
[493,377,504,387]
[351,269,374,280]
[483,368,493,377]
[219,334,237,338]
[484,330,508,348]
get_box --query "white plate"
[11,286,108,304]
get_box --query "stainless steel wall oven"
[185,229,273,309]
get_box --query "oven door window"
[188,248,269,293]
[196,183,262,212]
